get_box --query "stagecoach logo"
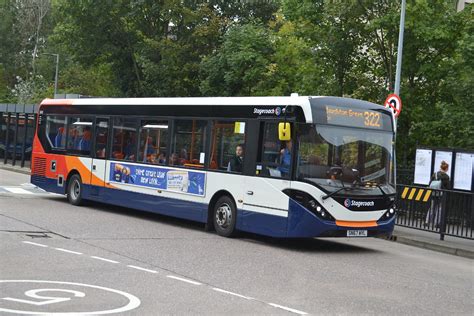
[344,199,351,208]
[344,198,375,208]
[254,107,282,116]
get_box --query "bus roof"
[39,96,392,126]
[40,96,311,106]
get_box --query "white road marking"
[90,256,119,264]
[18,241,308,314]
[0,280,141,314]
[22,241,48,248]
[269,303,308,315]
[20,183,37,188]
[212,288,253,300]
[166,275,202,285]
[4,187,34,194]
[127,265,158,274]
[54,248,83,255]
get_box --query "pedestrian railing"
[396,184,473,240]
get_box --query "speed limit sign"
[384,94,402,118]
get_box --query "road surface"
[0,169,472,315]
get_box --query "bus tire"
[213,196,237,237]
[67,174,84,206]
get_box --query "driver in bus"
[279,140,292,176]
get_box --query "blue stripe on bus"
[31,175,66,195]
[236,210,287,237]
[85,185,207,223]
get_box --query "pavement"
[389,226,474,259]
[0,166,473,315]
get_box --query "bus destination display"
[326,105,387,130]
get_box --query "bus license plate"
[347,230,368,237]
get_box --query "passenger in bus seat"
[148,153,158,164]
[179,148,188,165]
[79,129,91,151]
[158,152,166,164]
[54,127,65,148]
[170,153,180,165]
[68,128,80,149]
[123,134,136,160]
[144,137,155,155]
[97,148,106,158]
[228,144,244,172]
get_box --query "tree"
[200,23,273,96]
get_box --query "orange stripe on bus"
[335,220,378,228]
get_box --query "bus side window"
[138,120,168,165]
[67,117,93,156]
[110,117,137,162]
[258,122,292,178]
[209,121,245,173]
[94,118,109,159]
[171,120,206,168]
[45,115,67,151]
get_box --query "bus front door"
[90,117,109,193]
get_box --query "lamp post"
[42,53,59,97]
[394,0,406,96]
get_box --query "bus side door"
[90,117,109,192]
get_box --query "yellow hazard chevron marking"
[400,187,432,202]
[401,187,410,199]
[423,190,432,202]
[415,189,424,201]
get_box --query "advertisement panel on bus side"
[109,162,206,196]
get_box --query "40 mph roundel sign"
[384,93,402,118]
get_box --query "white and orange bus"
[31,96,396,238]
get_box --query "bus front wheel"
[67,174,84,206]
[213,196,237,237]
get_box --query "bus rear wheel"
[213,196,237,237]
[67,174,84,206]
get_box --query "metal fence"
[0,104,38,168]
[396,184,474,240]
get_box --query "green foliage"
[200,23,273,96]
[0,0,472,156]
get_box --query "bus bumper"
[287,198,395,238]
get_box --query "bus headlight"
[382,205,396,220]
[307,200,335,221]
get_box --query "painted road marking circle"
[0,280,141,315]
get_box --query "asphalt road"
[0,169,472,315]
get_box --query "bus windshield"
[297,124,395,196]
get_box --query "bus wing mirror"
[278,122,291,141]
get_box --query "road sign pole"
[394,0,406,96]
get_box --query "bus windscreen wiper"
[354,180,387,196]
[322,186,354,200]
